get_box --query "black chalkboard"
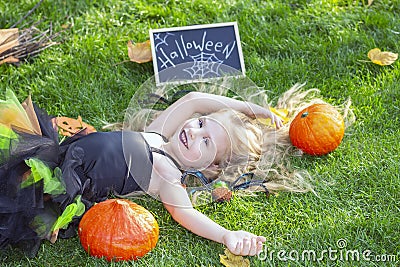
[150,22,245,85]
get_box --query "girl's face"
[170,115,230,170]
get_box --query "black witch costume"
[0,89,179,256]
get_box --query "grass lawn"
[1,0,399,266]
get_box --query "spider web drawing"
[183,52,224,79]
[154,33,174,51]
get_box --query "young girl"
[0,84,353,258]
[0,87,283,258]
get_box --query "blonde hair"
[198,83,354,194]
[201,109,261,178]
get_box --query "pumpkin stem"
[301,111,309,118]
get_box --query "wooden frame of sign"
[150,22,245,86]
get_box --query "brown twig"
[11,0,44,28]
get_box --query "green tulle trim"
[0,89,34,131]
[22,158,66,195]
[51,195,85,231]
[31,195,86,239]
[1,89,27,116]
[0,123,18,150]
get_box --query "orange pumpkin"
[78,199,159,262]
[289,104,345,155]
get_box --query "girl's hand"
[264,108,283,129]
[247,103,283,129]
[222,230,266,256]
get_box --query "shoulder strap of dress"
[150,147,182,170]
[145,131,182,170]
[146,131,169,142]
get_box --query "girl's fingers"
[257,235,266,243]
[241,238,251,255]
[248,237,258,256]
[256,241,264,255]
[274,114,283,129]
[227,232,267,256]
[234,240,243,255]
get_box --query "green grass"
[1,0,399,266]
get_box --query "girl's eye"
[203,137,209,146]
[198,118,203,128]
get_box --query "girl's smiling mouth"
[179,130,188,149]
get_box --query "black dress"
[0,91,170,256]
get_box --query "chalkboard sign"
[150,22,245,85]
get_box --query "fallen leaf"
[0,28,19,54]
[219,249,250,267]
[367,0,374,7]
[127,40,152,63]
[0,28,18,45]
[257,107,290,127]
[0,56,19,65]
[367,48,398,66]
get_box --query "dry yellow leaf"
[367,48,398,66]
[257,107,290,127]
[219,249,250,267]
[127,40,152,63]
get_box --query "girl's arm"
[146,91,282,138]
[154,164,265,256]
